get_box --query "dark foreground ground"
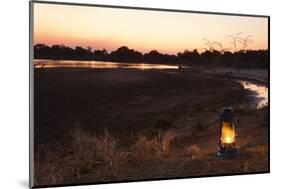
[33,67,268,186]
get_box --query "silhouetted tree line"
[34,44,269,69]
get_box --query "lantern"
[217,107,238,157]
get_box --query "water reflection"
[34,60,179,70]
[240,81,268,109]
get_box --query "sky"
[34,3,268,55]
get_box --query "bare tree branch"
[238,35,253,51]
[203,38,217,52]
[213,42,230,54]
[227,32,243,51]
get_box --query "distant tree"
[93,49,108,61]
[75,46,93,59]
[238,35,253,52]
[213,42,230,54]
[203,38,217,52]
[33,43,268,69]
[178,49,201,64]
[110,46,143,62]
[227,32,243,51]
[144,50,163,63]
[87,46,92,52]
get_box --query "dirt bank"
[33,67,268,187]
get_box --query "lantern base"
[217,146,238,157]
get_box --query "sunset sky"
[34,2,268,55]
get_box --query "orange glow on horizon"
[34,3,268,55]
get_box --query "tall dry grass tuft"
[66,127,126,179]
[34,126,182,186]
[185,145,200,159]
[128,130,178,162]
[34,143,65,185]
[129,135,162,161]
[34,127,126,186]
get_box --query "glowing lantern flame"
[218,107,238,157]
[221,122,235,144]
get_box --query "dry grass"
[34,126,183,186]
[34,107,268,186]
[34,127,126,185]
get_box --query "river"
[240,81,268,109]
[34,60,268,109]
[34,60,179,70]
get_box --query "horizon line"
[34,43,269,56]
